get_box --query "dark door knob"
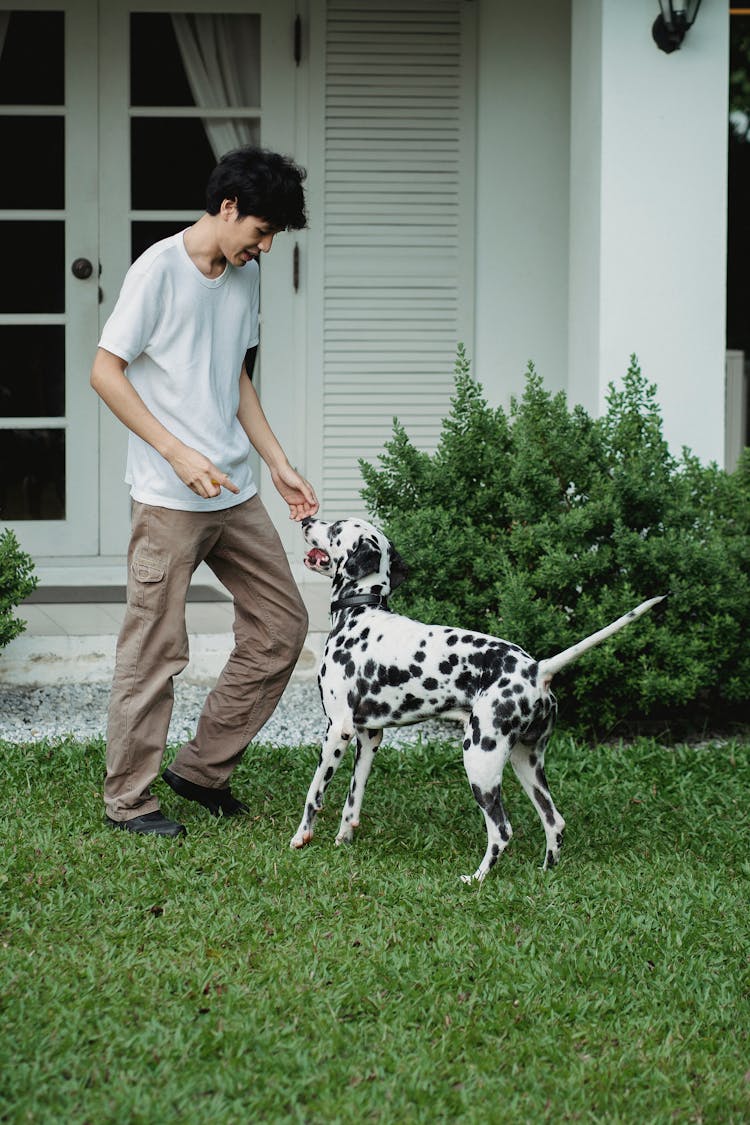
[71,257,93,279]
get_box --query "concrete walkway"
[1,562,330,687]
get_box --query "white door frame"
[1,0,100,557]
[97,0,305,557]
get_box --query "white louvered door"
[310,0,477,518]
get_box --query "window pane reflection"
[0,223,65,313]
[131,118,217,211]
[0,117,64,209]
[0,327,65,417]
[0,429,65,520]
[131,221,190,264]
[0,12,64,106]
[130,13,260,108]
[130,13,195,107]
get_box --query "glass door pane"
[98,0,298,556]
[0,1,100,554]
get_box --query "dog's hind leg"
[290,718,352,849]
[510,734,566,869]
[335,726,383,846]
[460,707,515,883]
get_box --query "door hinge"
[294,16,302,65]
[293,243,300,292]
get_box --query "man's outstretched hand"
[272,462,319,521]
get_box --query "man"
[91,146,317,837]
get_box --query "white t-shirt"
[99,230,260,512]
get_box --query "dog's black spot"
[470,715,481,745]
[481,736,496,752]
[380,664,410,688]
[414,650,426,663]
[356,699,392,722]
[409,664,423,678]
[470,784,509,835]
[463,738,471,752]
[519,697,531,716]
[503,654,518,674]
[364,659,376,678]
[324,767,334,782]
[423,677,439,691]
[513,683,524,694]
[494,699,515,721]
[535,764,550,790]
[439,655,459,675]
[533,786,556,826]
[454,671,476,694]
[345,660,356,678]
[472,637,487,648]
[447,634,458,647]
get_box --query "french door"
[0,0,299,559]
[0,1,99,555]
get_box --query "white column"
[474,0,572,404]
[569,0,729,464]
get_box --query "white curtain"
[171,14,261,160]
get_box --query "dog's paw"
[290,829,313,849]
[460,868,487,885]
[335,818,358,847]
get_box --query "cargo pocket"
[129,552,167,614]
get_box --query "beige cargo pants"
[104,495,308,822]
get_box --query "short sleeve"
[99,262,164,365]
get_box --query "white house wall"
[474,0,572,405]
[568,0,729,465]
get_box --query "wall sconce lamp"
[652,0,703,53]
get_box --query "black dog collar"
[330,593,389,614]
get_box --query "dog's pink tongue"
[306,548,329,566]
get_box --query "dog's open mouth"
[304,548,331,571]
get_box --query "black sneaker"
[106,810,186,837]
[162,767,249,818]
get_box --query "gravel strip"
[0,679,459,747]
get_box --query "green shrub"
[0,528,38,649]
[360,348,750,735]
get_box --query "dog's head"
[301,517,409,596]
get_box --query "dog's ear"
[344,539,382,581]
[388,545,409,591]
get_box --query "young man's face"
[219,200,280,267]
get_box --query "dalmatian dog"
[291,517,664,883]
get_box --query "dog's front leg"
[290,719,352,849]
[335,727,383,846]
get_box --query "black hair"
[205,145,307,231]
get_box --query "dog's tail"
[537,595,666,688]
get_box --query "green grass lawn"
[1,731,749,1124]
